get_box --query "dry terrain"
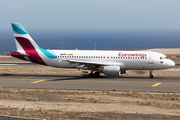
[0,87,180,120]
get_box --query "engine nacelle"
[102,66,120,76]
[121,69,127,74]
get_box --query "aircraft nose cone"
[169,60,175,67]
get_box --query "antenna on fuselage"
[94,43,96,50]
[61,35,63,50]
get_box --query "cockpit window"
[165,57,168,59]
[160,57,162,60]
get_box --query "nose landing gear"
[149,70,154,78]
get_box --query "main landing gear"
[88,71,100,78]
[149,70,154,78]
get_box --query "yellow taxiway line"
[151,83,162,87]
[31,79,46,84]
[22,76,35,80]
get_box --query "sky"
[0,0,180,30]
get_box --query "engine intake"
[102,66,120,76]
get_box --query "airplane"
[8,23,175,78]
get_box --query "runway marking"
[21,76,35,80]
[151,83,162,87]
[31,79,46,83]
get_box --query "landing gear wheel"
[150,75,154,78]
[88,73,94,78]
[149,70,154,78]
[94,72,100,77]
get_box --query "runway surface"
[0,73,180,92]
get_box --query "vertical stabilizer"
[11,23,39,51]
[11,23,46,65]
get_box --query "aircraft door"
[148,53,154,64]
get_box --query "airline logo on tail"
[10,23,53,65]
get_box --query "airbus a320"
[9,23,175,78]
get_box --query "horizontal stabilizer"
[7,52,29,56]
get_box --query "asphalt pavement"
[0,73,179,92]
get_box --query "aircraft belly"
[58,60,77,68]
[43,59,77,68]
[125,61,149,70]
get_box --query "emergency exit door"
[148,53,154,64]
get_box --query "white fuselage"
[38,50,175,70]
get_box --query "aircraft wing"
[67,60,124,66]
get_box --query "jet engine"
[102,66,120,76]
